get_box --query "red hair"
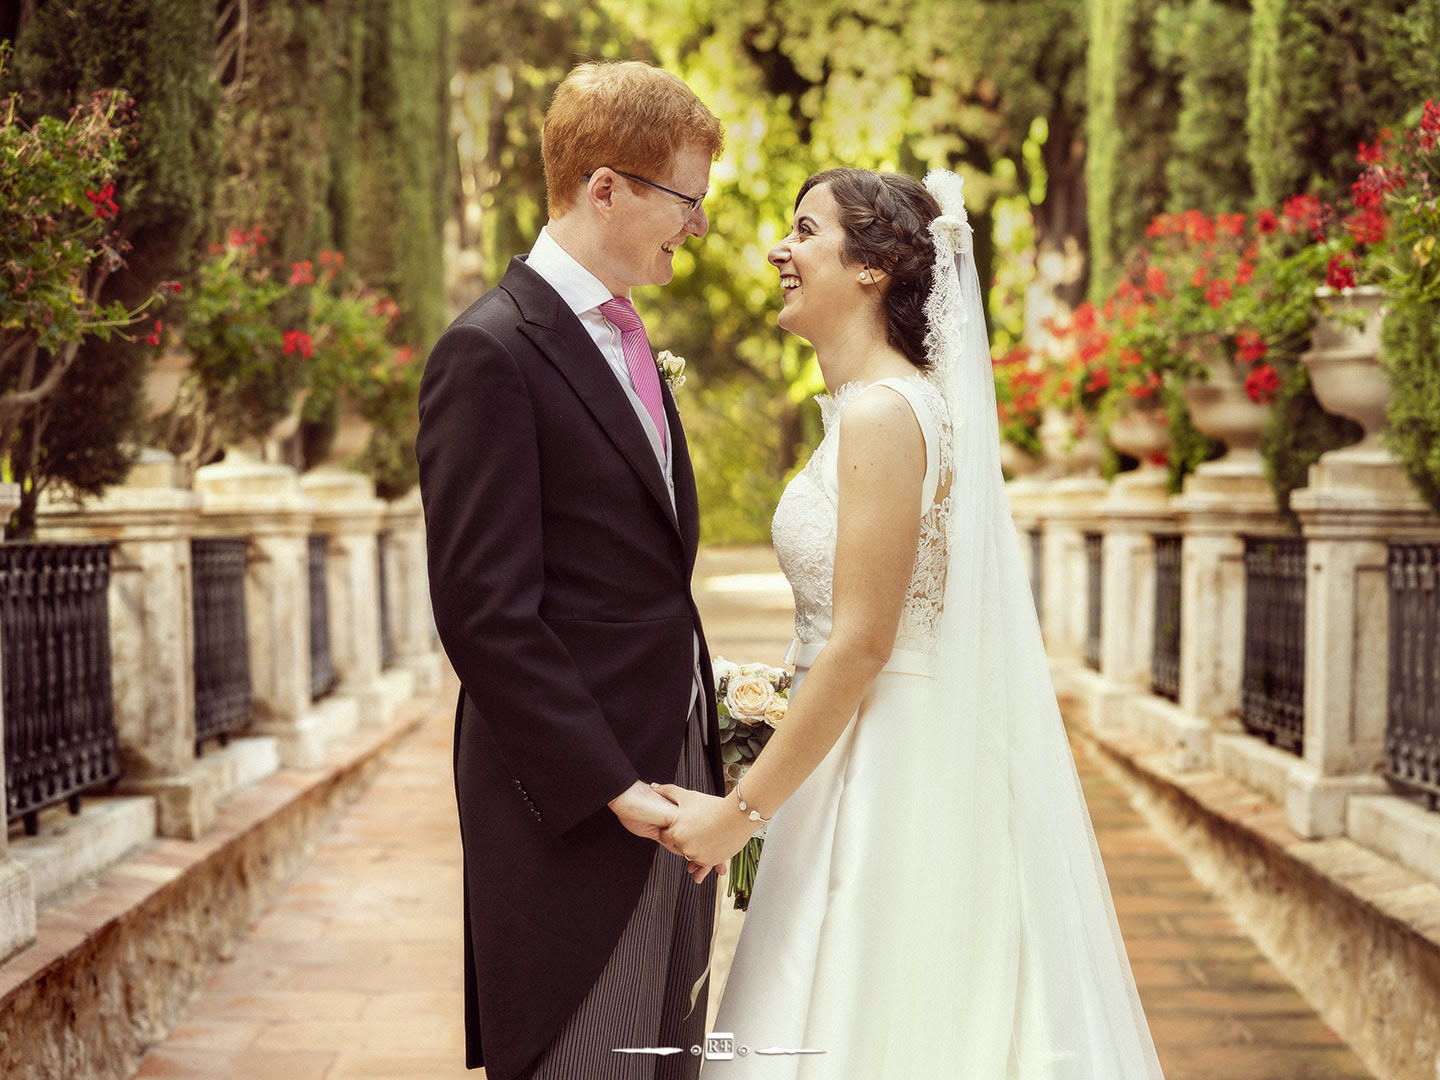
[542,61,724,217]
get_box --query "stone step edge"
[1060,693,1440,1080]
[0,682,445,1080]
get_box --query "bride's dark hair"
[795,168,943,369]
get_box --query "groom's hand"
[609,780,680,842]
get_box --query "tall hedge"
[352,0,451,353]
[1085,0,1181,297]
[1248,0,1440,207]
[1155,0,1252,215]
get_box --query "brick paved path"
[133,546,1378,1080]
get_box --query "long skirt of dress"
[712,658,1164,1079]
[713,663,940,1078]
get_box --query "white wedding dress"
[711,371,1166,1078]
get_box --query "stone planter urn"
[1109,405,1171,473]
[1182,345,1270,469]
[144,347,192,419]
[325,397,374,466]
[999,439,1044,480]
[1039,407,1103,477]
[1107,404,1172,500]
[1302,285,1389,458]
[227,388,310,466]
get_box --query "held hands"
[654,783,756,884]
[608,780,725,884]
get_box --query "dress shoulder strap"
[868,377,941,509]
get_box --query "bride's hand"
[653,783,754,883]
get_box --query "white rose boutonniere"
[656,349,686,390]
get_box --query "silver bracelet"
[735,778,771,824]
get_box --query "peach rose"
[725,673,775,723]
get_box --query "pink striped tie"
[599,297,666,452]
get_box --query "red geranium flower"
[1325,255,1357,291]
[1144,266,1170,298]
[1244,363,1280,404]
[1345,206,1387,247]
[282,330,315,359]
[1216,213,1245,238]
[1282,193,1325,238]
[1236,261,1255,286]
[144,319,163,346]
[1127,371,1162,400]
[1235,330,1267,364]
[290,260,315,286]
[1255,208,1279,234]
[1204,278,1232,308]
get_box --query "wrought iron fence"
[1,543,119,835]
[1241,536,1307,753]
[1386,544,1440,808]
[377,532,394,669]
[1084,532,1103,671]
[1030,528,1043,625]
[1152,535,1182,702]
[309,534,336,700]
[191,538,252,754]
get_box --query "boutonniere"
[656,349,687,391]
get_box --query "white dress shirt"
[525,228,706,737]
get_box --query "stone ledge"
[0,684,439,1080]
[1061,691,1440,1080]
[9,795,157,908]
[1349,793,1440,891]
[119,735,280,840]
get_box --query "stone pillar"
[196,457,337,766]
[1041,475,1109,660]
[301,467,387,726]
[1099,466,1180,689]
[1175,461,1288,724]
[1285,451,1440,837]
[383,487,443,696]
[34,480,219,837]
[0,482,37,962]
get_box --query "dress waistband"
[783,637,937,678]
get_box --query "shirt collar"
[527,227,624,319]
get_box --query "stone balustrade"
[1024,416,1440,888]
[0,457,441,966]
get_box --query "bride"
[656,168,1167,1077]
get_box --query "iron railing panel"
[1241,536,1306,754]
[1084,532,1103,671]
[309,534,336,700]
[1,542,118,834]
[1387,544,1440,808]
[1151,535,1182,702]
[191,538,252,753]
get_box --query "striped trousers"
[520,705,718,1080]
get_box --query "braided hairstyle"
[796,168,942,369]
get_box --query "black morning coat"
[415,256,723,1079]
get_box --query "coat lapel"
[663,380,701,569]
[500,258,680,535]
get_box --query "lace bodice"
[772,375,953,654]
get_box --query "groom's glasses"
[588,168,707,217]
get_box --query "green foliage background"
[3,0,218,534]
[1247,0,1440,208]
[3,0,1436,533]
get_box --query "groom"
[416,61,725,1080]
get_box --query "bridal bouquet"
[713,656,790,910]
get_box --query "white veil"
[884,169,1168,1077]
